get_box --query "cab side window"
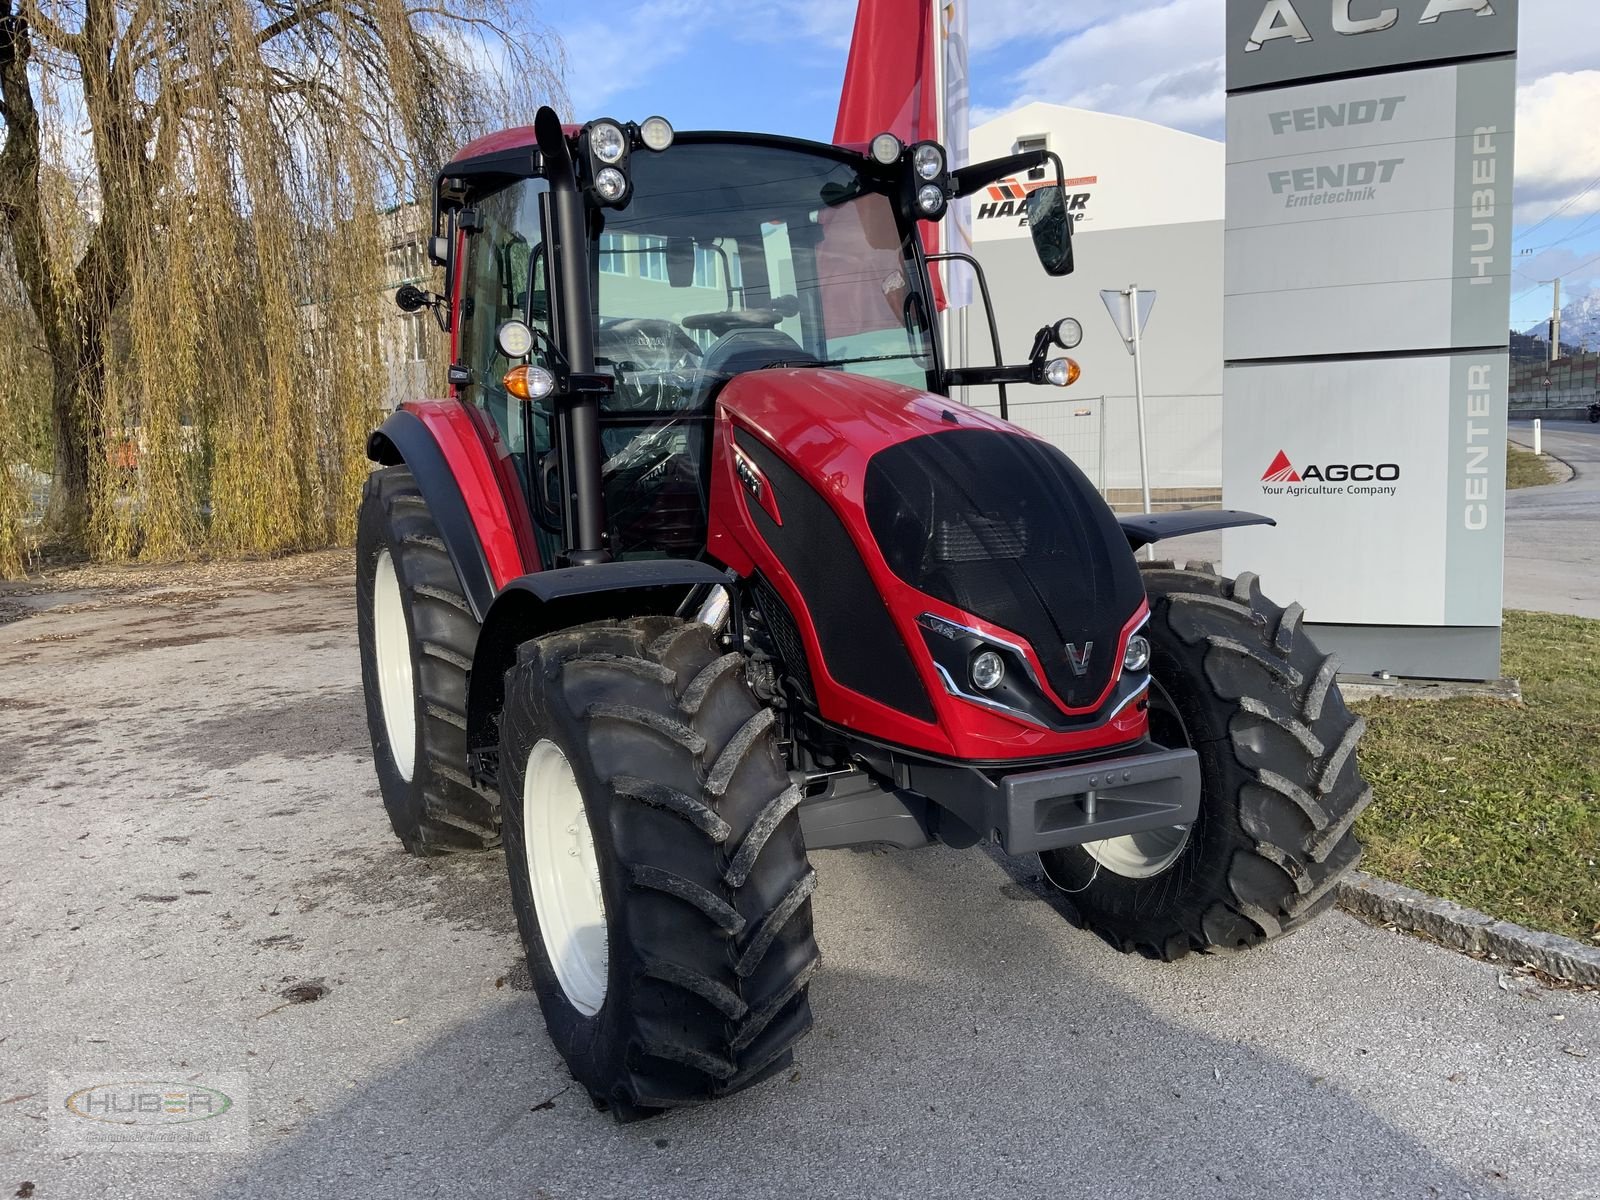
[455,179,551,452]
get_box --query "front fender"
[1118,509,1275,552]
[464,559,735,770]
[368,402,534,620]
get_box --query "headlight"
[640,116,674,151]
[594,166,627,202]
[1123,634,1151,673]
[870,132,903,164]
[971,650,1005,692]
[590,121,627,164]
[1044,357,1080,387]
[913,142,944,180]
[917,183,945,214]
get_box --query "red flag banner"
[834,0,943,309]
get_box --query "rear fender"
[464,559,735,775]
[367,402,536,620]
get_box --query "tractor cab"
[401,110,1080,571]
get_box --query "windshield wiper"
[761,353,925,371]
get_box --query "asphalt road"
[1506,420,1600,619]
[1,569,1595,1199]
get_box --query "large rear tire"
[499,617,819,1119]
[356,465,499,855]
[1041,564,1372,960]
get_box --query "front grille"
[935,513,1028,562]
[752,574,814,704]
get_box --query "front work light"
[503,364,556,402]
[496,319,534,360]
[589,121,627,164]
[640,116,674,151]
[1123,634,1151,674]
[871,132,903,164]
[913,142,945,180]
[971,650,1005,692]
[1045,357,1080,387]
[917,183,946,215]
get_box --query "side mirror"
[1026,186,1075,277]
[394,283,432,313]
[666,237,695,288]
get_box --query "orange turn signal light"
[503,365,533,400]
[1045,357,1080,387]
[503,364,555,402]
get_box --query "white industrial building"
[961,102,1224,503]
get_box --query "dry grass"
[1506,442,1559,490]
[1353,611,1600,943]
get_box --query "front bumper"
[893,744,1201,854]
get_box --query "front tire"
[356,465,499,855]
[1041,565,1372,960]
[499,617,819,1118]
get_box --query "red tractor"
[358,108,1370,1119]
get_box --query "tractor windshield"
[592,140,938,408]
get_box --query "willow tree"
[0,0,560,560]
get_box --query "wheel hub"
[523,740,610,1015]
[1081,676,1194,879]
[371,549,417,782]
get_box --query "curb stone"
[1336,872,1600,988]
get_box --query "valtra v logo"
[1260,450,1401,497]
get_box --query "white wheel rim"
[372,549,416,782]
[1083,823,1192,879]
[523,740,610,1015]
[1082,675,1193,879]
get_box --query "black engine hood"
[863,428,1146,711]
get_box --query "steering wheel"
[599,318,702,369]
[681,311,770,338]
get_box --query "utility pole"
[1549,277,1562,363]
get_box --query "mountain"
[1522,290,1600,354]
[1510,328,1580,366]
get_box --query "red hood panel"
[708,370,1148,760]
[716,369,1026,496]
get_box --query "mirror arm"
[951,150,1050,200]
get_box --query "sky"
[533,0,1600,334]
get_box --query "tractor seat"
[699,328,816,379]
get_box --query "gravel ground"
[1,567,1596,1200]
